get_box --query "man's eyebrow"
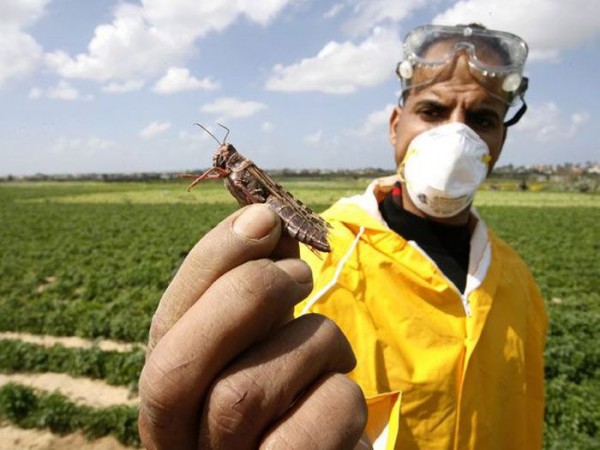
[412,98,448,109]
[414,96,504,117]
[468,105,504,119]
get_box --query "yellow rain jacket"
[297,176,547,450]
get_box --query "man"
[138,24,547,449]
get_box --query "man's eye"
[470,113,499,129]
[419,108,442,119]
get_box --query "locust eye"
[213,145,233,168]
[213,152,225,168]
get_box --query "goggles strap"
[504,98,527,127]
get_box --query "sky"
[1,0,599,176]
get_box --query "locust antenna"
[217,123,230,143]
[194,123,222,146]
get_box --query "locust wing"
[245,164,331,253]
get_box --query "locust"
[180,124,331,253]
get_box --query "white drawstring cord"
[300,226,365,316]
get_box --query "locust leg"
[179,167,231,192]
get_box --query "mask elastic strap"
[397,147,417,182]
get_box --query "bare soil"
[0,332,144,353]
[0,333,143,449]
[0,424,137,450]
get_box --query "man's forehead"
[423,39,506,66]
[409,52,509,105]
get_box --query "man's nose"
[443,53,471,125]
[448,109,467,124]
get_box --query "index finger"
[148,204,297,353]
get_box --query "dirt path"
[0,333,142,448]
[0,373,138,408]
[0,332,144,353]
[0,374,140,449]
[0,424,138,450]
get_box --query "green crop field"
[0,179,598,448]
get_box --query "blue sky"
[1,0,599,176]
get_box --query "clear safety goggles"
[397,25,529,126]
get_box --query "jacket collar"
[323,175,493,315]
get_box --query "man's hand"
[138,204,367,449]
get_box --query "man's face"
[390,47,508,173]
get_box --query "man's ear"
[487,125,508,176]
[389,105,403,146]
[501,125,508,147]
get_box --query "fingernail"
[232,205,277,240]
[276,259,313,285]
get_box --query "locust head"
[195,123,235,169]
[213,143,238,169]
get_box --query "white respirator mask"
[397,122,492,218]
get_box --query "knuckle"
[205,372,266,437]
[186,243,219,276]
[301,312,341,333]
[220,258,301,312]
[312,313,344,341]
[260,375,367,450]
[261,433,304,450]
[336,375,368,431]
[300,313,357,371]
[146,312,168,353]
[138,389,174,433]
[228,259,274,298]
[138,357,181,428]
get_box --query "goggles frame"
[396,24,530,126]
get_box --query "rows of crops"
[0,179,598,448]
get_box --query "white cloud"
[351,104,395,137]
[50,135,115,157]
[45,3,187,82]
[571,112,590,127]
[432,0,600,61]
[47,80,90,101]
[0,0,51,29]
[514,101,590,142]
[304,130,323,145]
[28,87,43,99]
[103,80,146,93]
[261,121,275,132]
[143,0,292,37]
[28,81,93,101]
[152,67,220,94]
[0,0,50,87]
[45,0,294,84]
[324,3,345,19]
[200,97,267,121]
[302,129,343,151]
[236,0,294,25]
[342,0,428,36]
[179,129,205,143]
[139,120,171,139]
[0,31,43,86]
[265,27,402,94]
